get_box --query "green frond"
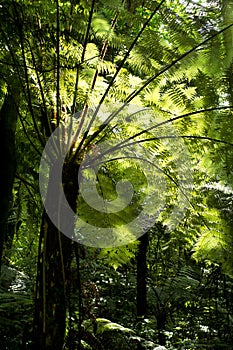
[97,242,139,270]
[165,84,195,108]
[98,60,116,76]
[127,48,155,77]
[91,14,113,40]
[84,43,100,66]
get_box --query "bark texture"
[33,160,79,349]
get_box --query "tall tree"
[1,0,233,349]
[136,233,148,318]
[0,85,19,269]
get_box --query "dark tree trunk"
[33,160,79,349]
[0,88,19,270]
[136,232,149,318]
[157,311,167,345]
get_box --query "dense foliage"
[0,0,233,349]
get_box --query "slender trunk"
[33,160,79,349]
[136,232,148,318]
[157,311,167,345]
[0,88,19,270]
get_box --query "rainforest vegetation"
[0,0,233,349]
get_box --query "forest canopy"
[0,0,233,349]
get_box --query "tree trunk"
[136,232,148,318]
[33,160,79,349]
[0,88,19,270]
[157,311,167,346]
